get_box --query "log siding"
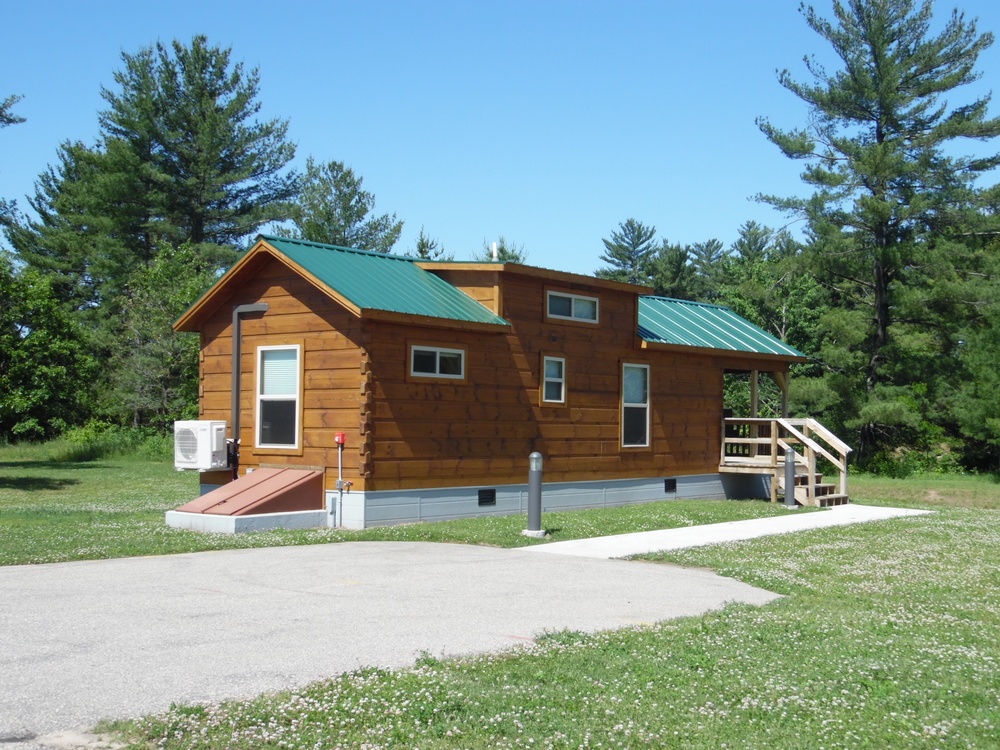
[184,240,793,510]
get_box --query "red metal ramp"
[176,468,324,516]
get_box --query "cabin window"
[622,363,650,447]
[542,356,566,404]
[256,345,301,449]
[547,291,599,323]
[411,345,465,379]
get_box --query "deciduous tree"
[102,245,216,429]
[0,251,97,440]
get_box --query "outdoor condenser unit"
[173,420,228,471]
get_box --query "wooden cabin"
[171,235,849,530]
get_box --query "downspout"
[230,303,269,479]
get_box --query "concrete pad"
[0,542,777,745]
[520,503,933,559]
[165,508,328,533]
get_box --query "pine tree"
[0,94,25,223]
[595,218,657,285]
[478,236,527,263]
[649,241,695,299]
[689,238,725,300]
[758,0,1000,462]
[0,94,23,128]
[408,226,453,260]
[281,158,403,253]
[9,36,298,309]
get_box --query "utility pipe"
[333,433,346,527]
[230,303,268,479]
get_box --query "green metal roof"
[259,235,508,327]
[638,296,806,359]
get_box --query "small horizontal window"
[547,291,599,323]
[411,346,465,379]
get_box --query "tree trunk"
[859,253,893,462]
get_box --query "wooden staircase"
[720,418,852,507]
[777,466,849,507]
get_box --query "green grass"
[104,473,1000,749]
[0,453,801,566]
[7,446,998,748]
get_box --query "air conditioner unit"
[174,420,229,471]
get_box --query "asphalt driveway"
[0,541,778,745]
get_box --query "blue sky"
[3,0,999,275]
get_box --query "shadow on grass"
[0,461,109,471]
[0,475,83,492]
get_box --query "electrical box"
[174,420,228,471]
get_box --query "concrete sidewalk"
[520,503,933,559]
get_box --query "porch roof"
[638,297,807,360]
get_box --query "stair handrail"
[776,419,846,470]
[803,418,853,457]
[723,416,852,503]
[779,417,851,498]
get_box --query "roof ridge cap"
[257,234,416,263]
[641,295,726,310]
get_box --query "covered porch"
[720,368,851,507]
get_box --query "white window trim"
[546,291,599,323]
[256,344,301,450]
[621,363,650,448]
[410,345,466,379]
[542,356,566,404]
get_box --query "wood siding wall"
[196,260,776,496]
[198,258,365,492]
[364,273,727,491]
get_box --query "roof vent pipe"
[492,242,498,261]
[230,303,268,478]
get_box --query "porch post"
[750,370,759,418]
[773,371,790,418]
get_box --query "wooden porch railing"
[720,418,852,506]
